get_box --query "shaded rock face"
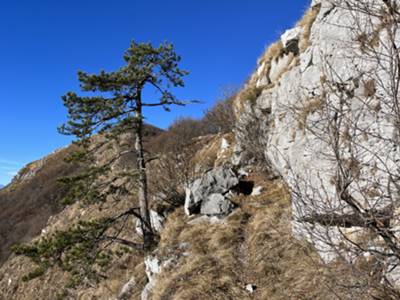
[234,0,400,264]
[184,167,239,216]
[281,27,301,55]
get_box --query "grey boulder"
[200,193,234,216]
[184,167,238,216]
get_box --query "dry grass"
[258,40,285,67]
[150,175,348,300]
[297,4,321,52]
[363,79,376,97]
[240,85,264,105]
[153,207,250,300]
[297,96,324,131]
[233,84,266,117]
[191,134,235,172]
[233,3,321,119]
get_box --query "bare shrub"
[203,96,236,134]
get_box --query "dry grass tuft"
[190,133,235,172]
[297,4,321,52]
[297,96,324,131]
[240,85,264,105]
[258,40,285,66]
[363,79,376,97]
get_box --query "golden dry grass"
[191,133,235,171]
[297,4,321,52]
[258,40,285,67]
[150,176,344,300]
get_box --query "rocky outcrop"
[135,209,165,236]
[233,0,400,275]
[141,243,189,300]
[184,167,238,216]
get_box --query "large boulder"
[200,193,235,216]
[184,167,239,216]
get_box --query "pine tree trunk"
[134,97,153,249]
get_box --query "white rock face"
[221,137,230,151]
[142,247,187,300]
[135,210,165,237]
[234,0,400,279]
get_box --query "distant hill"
[0,185,4,189]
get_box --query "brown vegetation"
[151,175,355,300]
[296,4,321,52]
[0,146,79,266]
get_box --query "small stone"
[251,186,263,196]
[141,281,155,300]
[144,255,162,283]
[179,242,190,250]
[246,284,257,293]
[221,138,230,151]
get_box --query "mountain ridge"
[1,0,400,299]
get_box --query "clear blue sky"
[0,0,310,185]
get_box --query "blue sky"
[0,0,310,185]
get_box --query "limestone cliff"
[234,0,400,289]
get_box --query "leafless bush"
[202,88,236,134]
[146,118,201,209]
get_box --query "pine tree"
[59,41,189,249]
[13,41,191,290]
